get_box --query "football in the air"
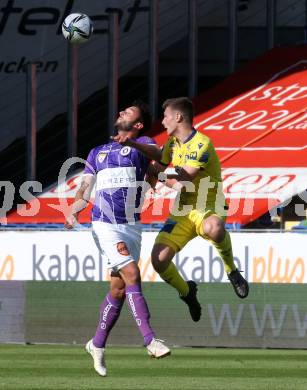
[62,13,93,44]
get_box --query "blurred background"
[0,0,306,348]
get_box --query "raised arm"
[145,161,166,190]
[111,135,162,162]
[158,165,199,192]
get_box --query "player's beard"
[114,119,136,134]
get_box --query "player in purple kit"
[65,100,170,377]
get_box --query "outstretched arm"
[145,162,166,190]
[160,165,200,192]
[111,135,162,162]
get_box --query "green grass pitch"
[1,344,307,390]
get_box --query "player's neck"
[117,129,139,139]
[175,126,194,144]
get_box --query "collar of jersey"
[182,128,197,144]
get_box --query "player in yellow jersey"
[114,97,249,322]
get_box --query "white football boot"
[146,338,171,358]
[85,339,107,377]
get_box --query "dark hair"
[132,99,152,134]
[162,97,194,124]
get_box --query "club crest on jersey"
[97,152,107,163]
[120,146,131,156]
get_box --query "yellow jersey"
[160,129,226,214]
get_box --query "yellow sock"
[159,262,189,296]
[211,231,236,274]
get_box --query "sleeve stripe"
[199,152,209,163]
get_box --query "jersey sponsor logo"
[96,167,136,189]
[117,242,130,256]
[97,152,107,163]
[120,146,131,156]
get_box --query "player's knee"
[151,245,172,273]
[202,219,225,242]
[125,269,141,285]
[151,253,161,272]
[120,262,141,285]
[110,287,125,301]
[151,247,163,272]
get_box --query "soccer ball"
[62,13,93,44]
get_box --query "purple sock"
[92,293,124,348]
[125,284,155,346]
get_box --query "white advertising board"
[0,231,306,283]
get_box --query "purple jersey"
[84,136,155,224]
